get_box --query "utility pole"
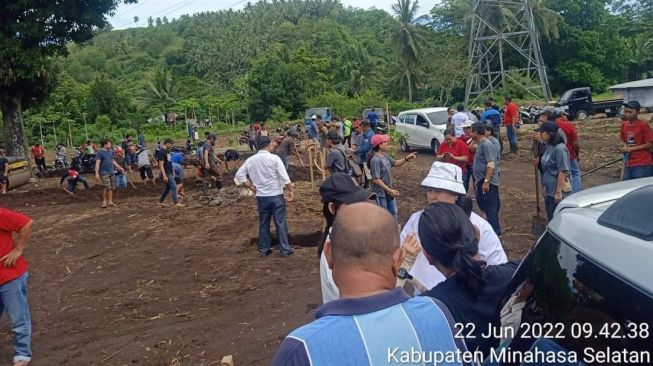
[465,0,551,106]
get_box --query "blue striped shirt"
[272,288,466,366]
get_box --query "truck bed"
[593,98,623,108]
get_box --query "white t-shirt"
[400,210,508,292]
[320,246,339,304]
[451,112,469,137]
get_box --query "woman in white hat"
[400,161,507,292]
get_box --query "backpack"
[333,147,363,183]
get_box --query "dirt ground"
[0,114,648,365]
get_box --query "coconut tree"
[391,0,428,102]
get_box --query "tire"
[400,138,410,153]
[431,139,440,154]
[575,110,588,121]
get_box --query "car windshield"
[305,108,327,118]
[426,111,448,125]
[558,90,573,105]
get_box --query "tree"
[133,15,140,25]
[0,0,136,157]
[391,0,428,102]
[147,16,154,27]
[141,67,180,115]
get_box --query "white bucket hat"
[421,162,466,195]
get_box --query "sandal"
[101,204,107,209]
[108,203,117,207]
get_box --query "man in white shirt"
[235,136,295,257]
[400,162,507,291]
[451,104,469,137]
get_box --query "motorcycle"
[72,148,96,173]
[520,104,542,125]
[54,155,67,169]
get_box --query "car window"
[497,231,652,359]
[426,111,448,125]
[404,114,416,125]
[416,115,429,128]
[398,114,406,124]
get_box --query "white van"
[396,108,449,153]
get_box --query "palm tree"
[141,68,179,114]
[392,0,428,102]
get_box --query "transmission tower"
[464,0,552,106]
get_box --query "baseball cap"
[320,173,377,204]
[371,134,390,147]
[462,120,475,129]
[327,130,342,142]
[535,121,558,134]
[311,114,318,119]
[623,100,641,111]
[421,162,466,195]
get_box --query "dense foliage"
[12,0,653,149]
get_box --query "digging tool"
[580,156,623,177]
[61,186,74,195]
[125,173,138,189]
[530,141,547,236]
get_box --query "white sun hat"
[420,162,466,195]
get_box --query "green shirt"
[343,119,352,137]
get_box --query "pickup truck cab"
[556,87,624,120]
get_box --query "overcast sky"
[109,0,439,29]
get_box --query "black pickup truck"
[555,87,624,121]
[555,87,624,120]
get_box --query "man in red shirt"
[436,129,470,175]
[503,95,520,154]
[30,144,46,174]
[620,101,653,180]
[555,110,582,192]
[0,208,34,366]
[459,122,477,192]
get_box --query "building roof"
[609,78,653,90]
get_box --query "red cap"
[371,134,390,147]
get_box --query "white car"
[396,107,478,153]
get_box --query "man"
[235,136,294,257]
[620,100,653,180]
[330,117,343,138]
[481,99,503,152]
[366,109,379,133]
[55,143,67,167]
[436,129,469,174]
[554,108,582,192]
[342,116,353,148]
[125,137,137,173]
[82,140,96,158]
[275,131,301,172]
[324,131,350,175]
[30,144,45,174]
[94,139,124,208]
[459,122,477,192]
[308,115,320,145]
[0,149,9,194]
[355,120,375,189]
[59,166,90,193]
[137,130,146,149]
[400,162,507,291]
[157,138,184,207]
[503,95,520,154]
[0,208,34,366]
[472,122,501,236]
[201,133,224,191]
[136,146,156,186]
[451,104,468,137]
[272,203,466,365]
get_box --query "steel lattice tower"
[464,0,552,106]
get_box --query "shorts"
[0,175,7,184]
[139,166,154,180]
[101,174,115,191]
[224,150,240,161]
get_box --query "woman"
[368,134,416,219]
[535,121,571,220]
[418,202,518,355]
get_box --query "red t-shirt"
[503,102,519,126]
[556,119,578,161]
[0,209,31,285]
[31,146,44,158]
[438,139,470,173]
[621,120,653,167]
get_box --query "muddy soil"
[0,115,648,365]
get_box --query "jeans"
[624,165,653,180]
[248,140,257,152]
[476,181,501,236]
[115,173,127,188]
[544,196,558,222]
[0,272,32,363]
[279,154,289,171]
[35,157,46,173]
[256,195,293,255]
[159,173,178,204]
[569,159,582,193]
[68,177,89,192]
[377,196,398,220]
[463,166,474,193]
[126,153,136,166]
[505,125,517,145]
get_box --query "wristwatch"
[398,268,413,280]
[484,179,490,183]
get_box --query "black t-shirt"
[0,157,8,175]
[156,148,174,174]
[422,261,519,355]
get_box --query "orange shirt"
[0,209,30,285]
[503,102,519,126]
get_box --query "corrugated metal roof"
[609,78,653,89]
